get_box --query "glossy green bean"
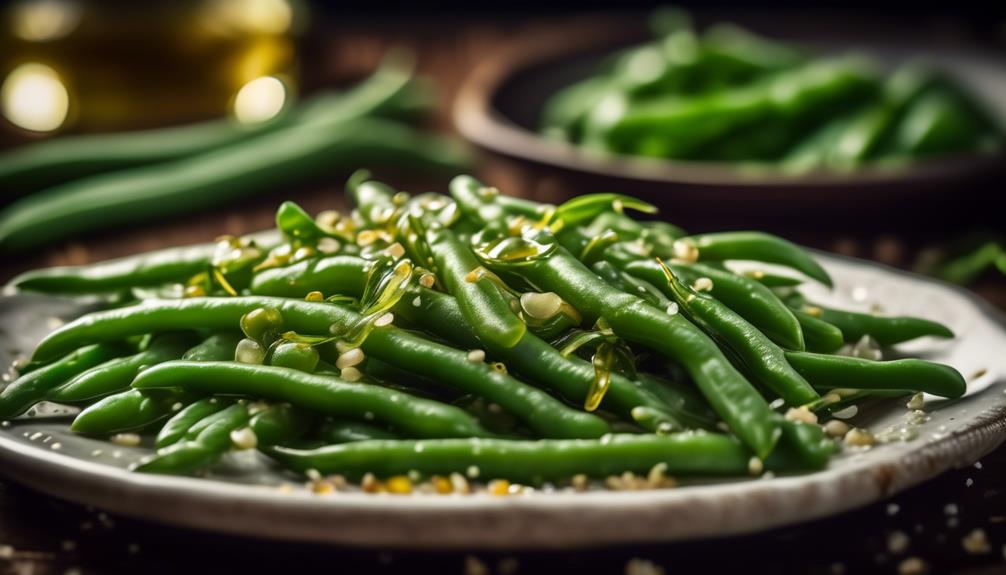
[133,361,492,439]
[156,398,231,449]
[485,237,780,458]
[785,352,966,398]
[686,231,832,286]
[10,231,279,295]
[316,420,399,444]
[660,265,818,406]
[182,333,243,362]
[71,389,197,435]
[0,343,129,418]
[267,432,812,483]
[250,256,369,298]
[48,334,194,403]
[813,306,954,346]
[136,403,250,475]
[623,259,805,350]
[791,310,845,353]
[250,404,317,446]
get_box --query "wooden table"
[1,11,1005,574]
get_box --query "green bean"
[156,398,231,449]
[0,117,470,252]
[182,333,243,362]
[779,419,837,469]
[10,231,280,295]
[250,404,317,446]
[427,226,678,431]
[48,334,195,403]
[480,233,780,458]
[0,343,130,418]
[136,403,250,475]
[266,432,812,483]
[658,262,818,406]
[785,352,966,398]
[685,231,833,287]
[132,361,492,439]
[812,305,953,346]
[623,259,805,350]
[0,52,425,194]
[250,256,369,298]
[316,420,399,444]
[70,389,197,435]
[791,310,845,353]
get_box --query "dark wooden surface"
[1,12,1006,575]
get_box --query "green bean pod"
[623,259,805,350]
[156,398,232,449]
[785,352,966,398]
[182,333,244,362]
[10,231,279,295]
[686,231,833,287]
[0,343,130,418]
[136,403,251,475]
[250,256,369,298]
[133,361,492,439]
[71,389,197,435]
[0,117,470,252]
[659,264,819,406]
[250,403,317,446]
[266,432,813,483]
[316,420,399,444]
[48,334,195,403]
[481,235,780,458]
[791,310,845,353]
[813,306,954,346]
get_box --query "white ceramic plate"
[0,253,1004,549]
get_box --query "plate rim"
[1,252,1005,550]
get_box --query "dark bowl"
[453,16,1006,229]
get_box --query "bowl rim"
[452,16,1006,189]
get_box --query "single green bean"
[316,420,399,444]
[71,389,197,435]
[182,333,243,362]
[686,231,832,287]
[791,310,845,353]
[785,352,966,398]
[813,306,953,346]
[266,432,812,483]
[136,403,250,475]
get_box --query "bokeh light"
[1,63,70,132]
[232,75,287,123]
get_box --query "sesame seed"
[691,277,714,292]
[50,442,62,450]
[412,296,422,307]
[785,406,818,425]
[832,405,859,419]
[340,367,363,382]
[336,348,365,369]
[906,392,925,410]
[110,433,141,447]
[844,428,875,447]
[466,349,486,363]
[665,302,679,316]
[419,273,436,288]
[823,420,850,438]
[374,312,394,327]
[385,243,406,259]
[748,457,763,476]
[466,465,480,478]
[230,427,258,450]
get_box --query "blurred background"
[1,2,1006,574]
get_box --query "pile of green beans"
[1,171,965,488]
[0,52,471,253]
[541,9,1002,169]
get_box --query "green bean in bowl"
[540,8,1003,171]
[1,170,965,493]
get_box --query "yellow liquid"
[0,0,302,134]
